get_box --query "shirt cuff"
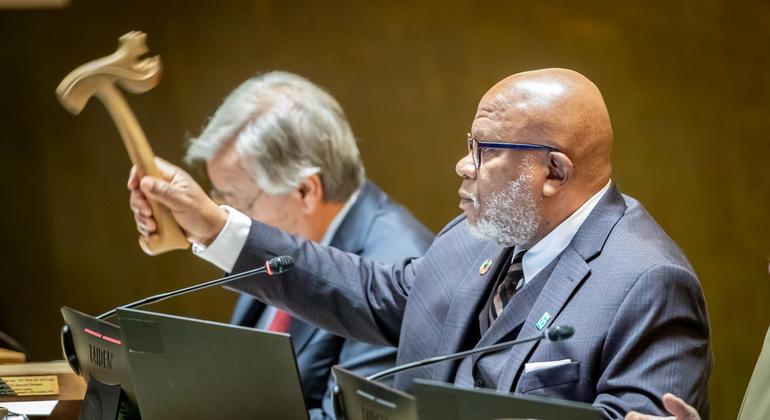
[191,205,252,272]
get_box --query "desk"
[0,361,85,419]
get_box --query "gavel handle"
[97,84,189,255]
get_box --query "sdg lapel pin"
[536,312,552,331]
[479,259,493,275]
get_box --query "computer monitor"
[60,306,139,417]
[117,308,308,420]
[413,380,603,420]
[331,366,416,420]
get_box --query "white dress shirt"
[193,188,361,273]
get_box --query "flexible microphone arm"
[366,325,574,381]
[97,255,295,320]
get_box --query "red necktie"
[267,309,292,333]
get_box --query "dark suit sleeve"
[227,220,421,347]
[593,264,712,419]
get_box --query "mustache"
[466,192,480,209]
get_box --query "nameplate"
[0,375,59,396]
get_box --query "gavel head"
[56,31,162,114]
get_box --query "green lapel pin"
[536,312,551,331]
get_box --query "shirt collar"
[514,179,612,283]
[320,187,361,246]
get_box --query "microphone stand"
[367,332,545,381]
[97,264,269,320]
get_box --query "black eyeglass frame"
[467,133,562,170]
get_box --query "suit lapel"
[329,181,380,254]
[473,262,553,355]
[496,246,590,391]
[495,185,627,391]
[430,242,507,382]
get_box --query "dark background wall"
[0,1,768,418]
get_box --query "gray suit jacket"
[230,181,433,419]
[229,185,713,419]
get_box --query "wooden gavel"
[56,31,189,255]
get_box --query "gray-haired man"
[134,72,433,419]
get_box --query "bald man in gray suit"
[130,68,712,419]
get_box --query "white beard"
[467,161,541,247]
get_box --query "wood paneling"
[0,1,767,418]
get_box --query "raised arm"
[128,158,418,345]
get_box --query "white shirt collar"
[514,179,612,283]
[320,187,361,246]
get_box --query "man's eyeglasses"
[210,187,264,213]
[467,133,561,170]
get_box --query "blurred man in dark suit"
[161,71,433,419]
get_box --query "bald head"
[475,68,613,191]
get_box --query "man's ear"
[543,152,573,197]
[297,174,324,214]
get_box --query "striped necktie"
[490,250,526,321]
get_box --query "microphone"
[544,324,573,342]
[97,255,296,320]
[366,325,574,381]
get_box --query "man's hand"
[128,158,227,245]
[625,393,701,420]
